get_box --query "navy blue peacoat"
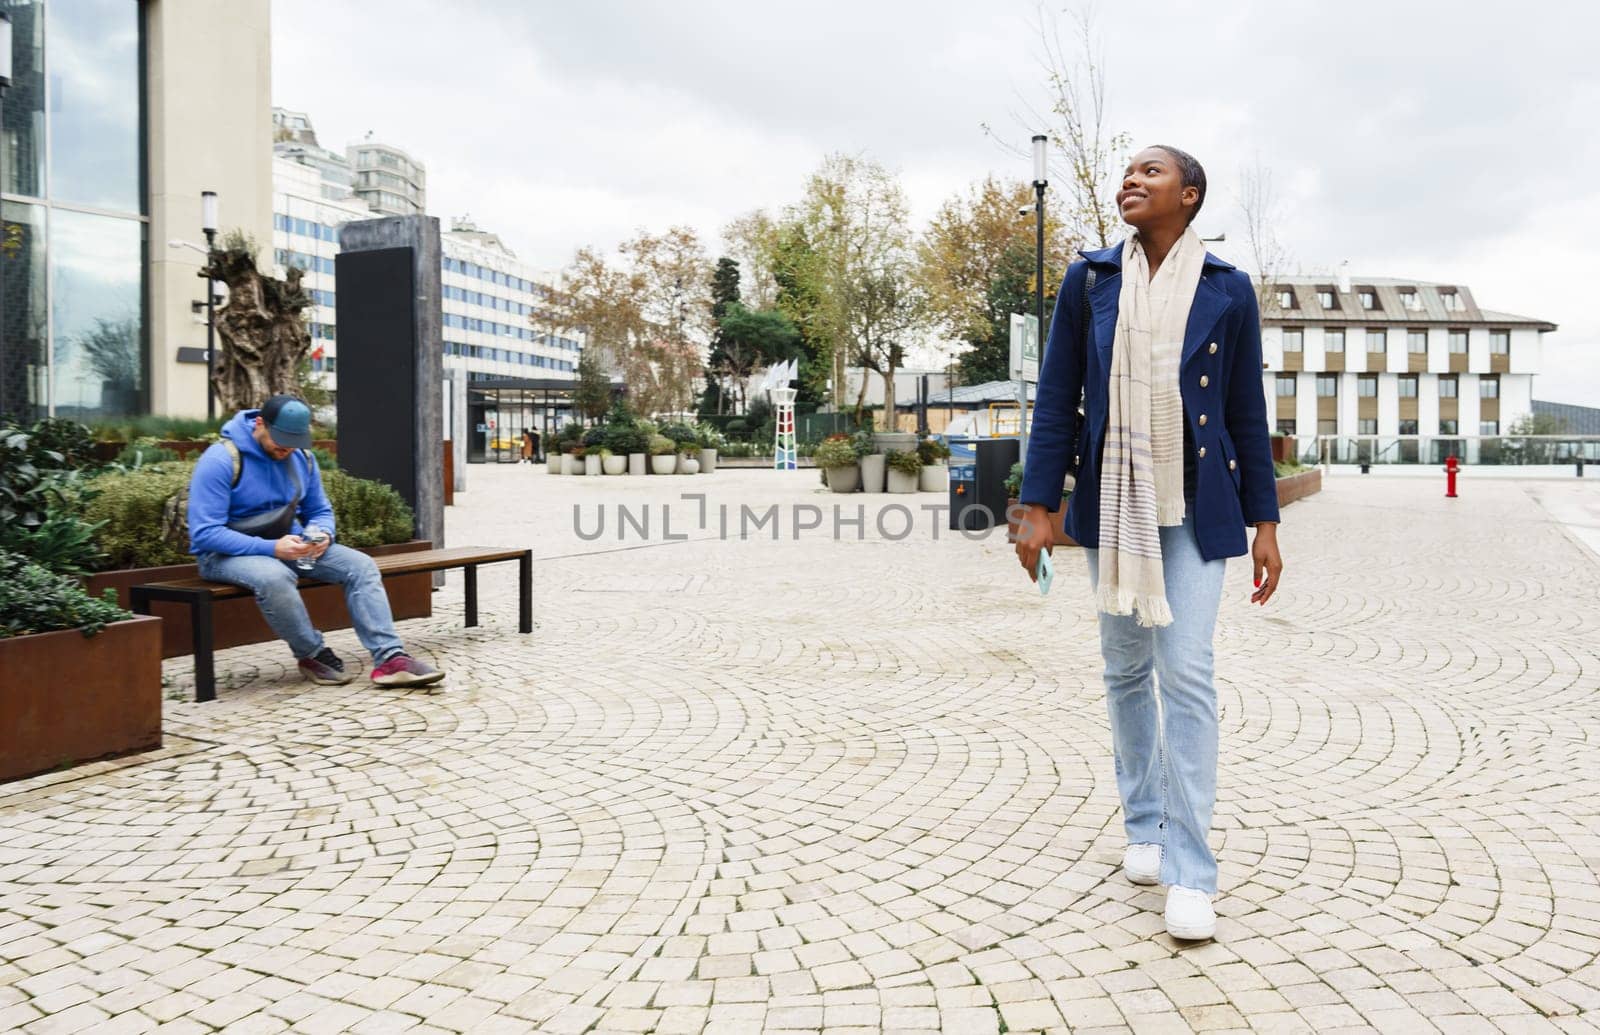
[1018,243,1281,561]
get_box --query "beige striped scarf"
[1096,227,1206,628]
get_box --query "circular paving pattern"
[1,470,1597,1033]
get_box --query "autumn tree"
[721,211,780,310]
[917,176,1076,384]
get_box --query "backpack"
[162,441,314,550]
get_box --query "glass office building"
[0,0,146,422]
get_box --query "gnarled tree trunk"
[202,247,312,412]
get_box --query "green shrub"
[726,418,748,436]
[83,461,414,569]
[24,418,98,469]
[308,445,338,471]
[659,422,697,447]
[694,422,724,449]
[582,426,607,449]
[917,437,951,464]
[850,428,875,459]
[89,415,217,444]
[321,470,415,547]
[0,423,106,574]
[886,449,922,476]
[556,421,586,452]
[648,434,676,456]
[115,438,181,467]
[603,423,647,456]
[1004,461,1024,498]
[0,552,131,639]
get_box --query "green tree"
[573,346,613,423]
[715,303,802,414]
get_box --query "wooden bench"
[130,546,532,703]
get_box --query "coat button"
[1199,374,1210,388]
[1209,342,1218,354]
[1198,446,1207,458]
[1228,458,1237,470]
[1198,414,1208,426]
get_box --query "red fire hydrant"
[1445,455,1459,498]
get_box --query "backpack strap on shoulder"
[224,440,243,489]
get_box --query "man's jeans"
[197,543,405,665]
[1084,511,1228,894]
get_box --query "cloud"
[273,0,1600,402]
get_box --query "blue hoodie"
[187,409,336,557]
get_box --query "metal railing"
[1311,435,1600,470]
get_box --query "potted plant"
[677,439,700,474]
[853,428,885,492]
[649,434,678,475]
[592,446,621,476]
[603,422,648,476]
[885,449,921,493]
[1,553,162,782]
[564,444,586,475]
[695,423,722,474]
[815,436,860,494]
[545,449,563,474]
[917,438,951,493]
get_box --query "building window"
[1448,329,1469,354]
[1441,290,1464,312]
[1357,375,1377,398]
[1325,328,1345,352]
[1480,420,1499,435]
[1318,288,1338,309]
[1275,374,1297,397]
[1278,287,1297,310]
[1489,330,1510,355]
[1407,330,1428,353]
[1439,376,1458,398]
[1316,374,1338,398]
[1318,418,1337,435]
[1480,377,1499,399]
[1398,375,1419,398]
[1282,328,1303,352]
[1439,419,1458,434]
[1399,420,1419,435]
[1398,289,1422,311]
[1366,328,1387,352]
[1359,288,1379,310]
[1358,418,1378,435]
[1277,420,1296,436]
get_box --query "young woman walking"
[1014,145,1284,941]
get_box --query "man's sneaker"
[371,653,445,688]
[1124,843,1162,885]
[299,647,353,686]
[1165,886,1216,941]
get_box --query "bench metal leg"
[464,564,478,627]
[192,595,216,704]
[519,550,532,634]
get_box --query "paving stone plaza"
[3,466,1599,1034]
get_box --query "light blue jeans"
[1084,510,1227,893]
[197,543,405,665]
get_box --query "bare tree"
[1237,154,1291,320]
[984,3,1129,249]
[721,210,780,310]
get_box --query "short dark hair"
[1152,145,1206,224]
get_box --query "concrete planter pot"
[584,454,602,476]
[874,431,917,455]
[887,469,919,494]
[859,454,886,492]
[628,453,647,475]
[826,464,860,493]
[651,454,677,475]
[919,465,949,493]
[602,455,627,475]
[1,616,163,783]
[546,455,562,474]
[562,454,581,475]
[85,542,434,660]
[681,457,701,475]
[1005,497,1080,548]
[698,448,718,473]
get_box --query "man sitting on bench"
[186,394,445,688]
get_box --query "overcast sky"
[274,0,1600,407]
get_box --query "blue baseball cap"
[261,394,314,449]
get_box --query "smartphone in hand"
[1036,548,1054,596]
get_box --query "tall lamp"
[201,190,218,420]
[0,12,13,419]
[1024,133,1049,457]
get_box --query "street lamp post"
[0,12,13,420]
[1024,134,1049,458]
[201,190,218,421]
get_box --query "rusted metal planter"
[84,541,434,660]
[1276,468,1322,507]
[1,616,163,783]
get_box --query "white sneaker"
[1164,885,1216,940]
[1123,843,1161,885]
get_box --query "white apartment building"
[1259,275,1555,460]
